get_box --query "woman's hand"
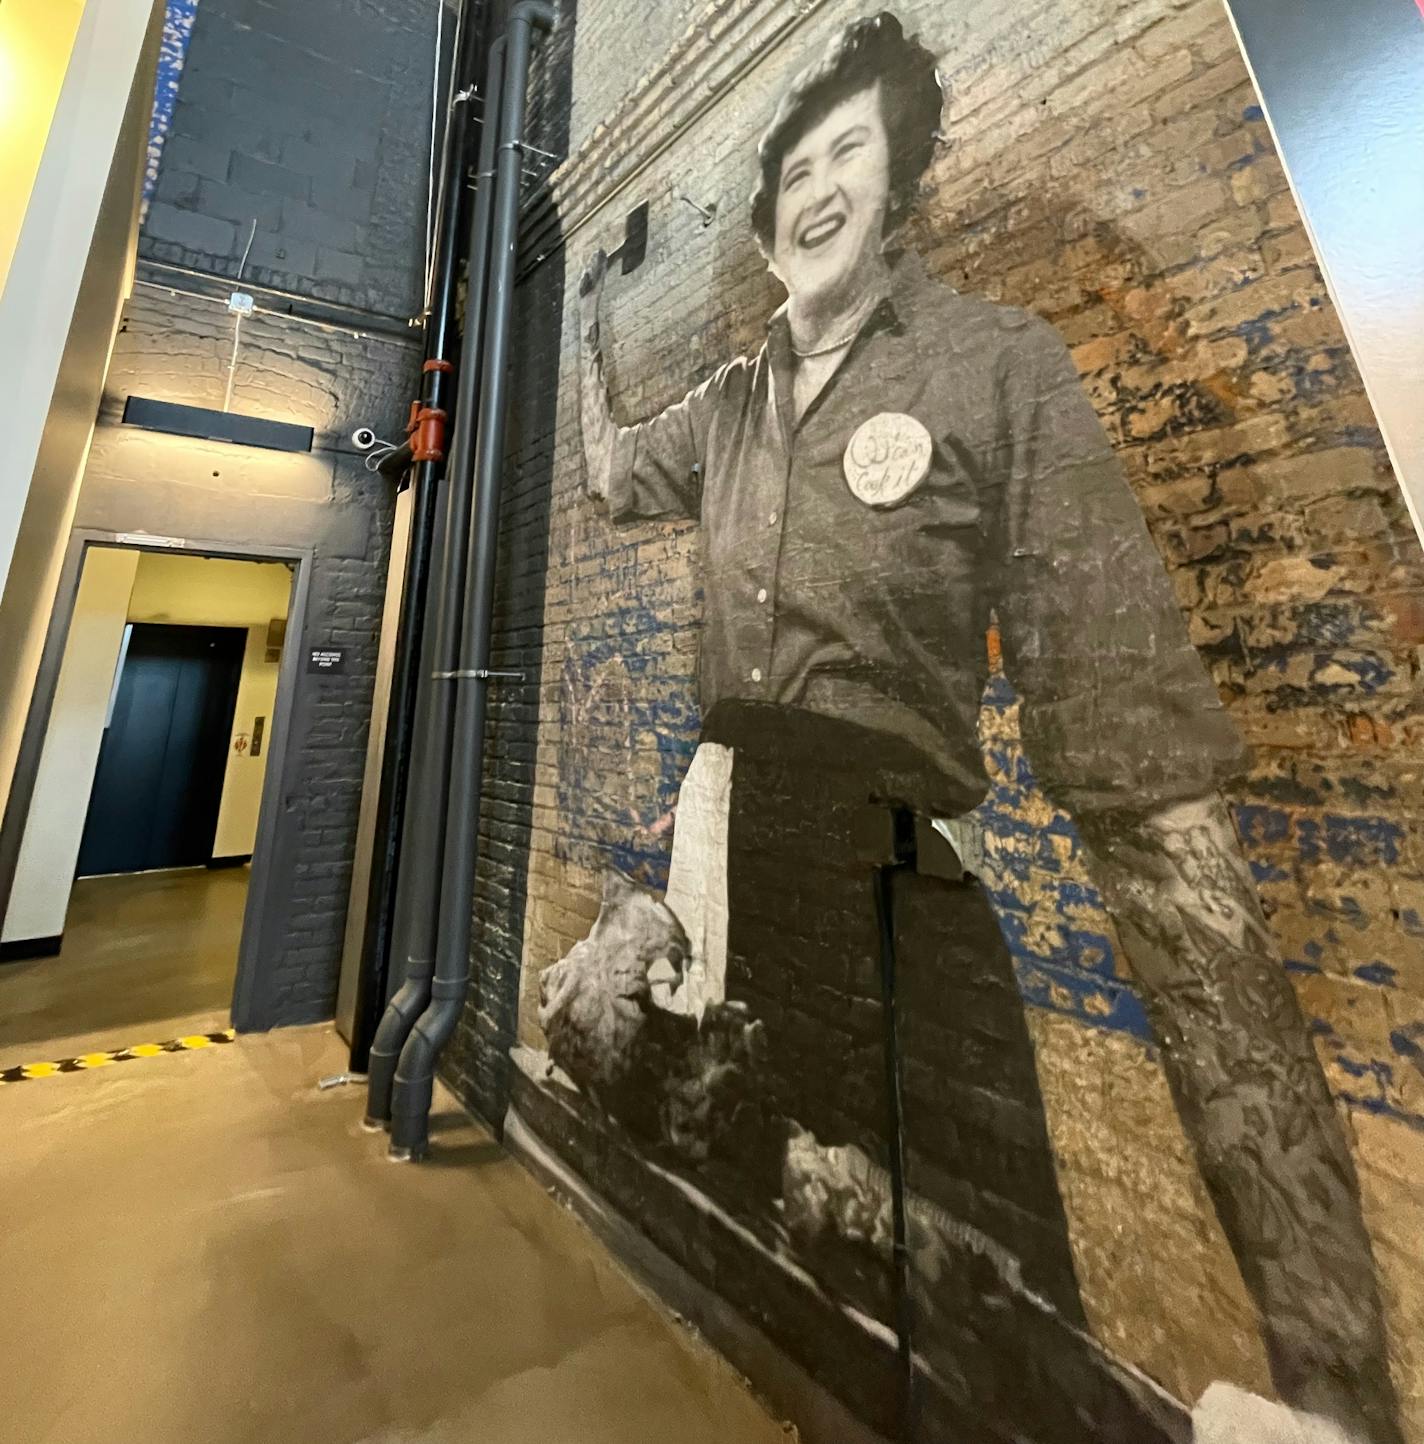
[578,247,609,345]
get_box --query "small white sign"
[114,532,187,550]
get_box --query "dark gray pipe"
[389,0,555,1159]
[347,0,482,1076]
[365,33,510,1128]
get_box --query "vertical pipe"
[388,0,555,1159]
[365,33,510,1127]
[347,1,477,1074]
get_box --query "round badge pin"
[843,412,934,507]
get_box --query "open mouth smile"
[798,213,846,250]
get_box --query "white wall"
[2,548,139,944]
[1227,0,1424,542]
[125,553,294,860]
[335,484,413,1040]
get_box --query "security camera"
[351,427,378,451]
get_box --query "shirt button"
[751,667,763,683]
[756,588,768,604]
[768,511,778,526]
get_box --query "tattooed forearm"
[1078,793,1401,1444]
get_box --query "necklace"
[789,292,882,359]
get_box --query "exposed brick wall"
[565,0,716,156]
[443,0,578,1123]
[142,0,446,317]
[454,0,1424,1433]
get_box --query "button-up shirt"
[604,252,1245,818]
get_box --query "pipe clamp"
[431,668,526,682]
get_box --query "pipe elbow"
[510,1,556,29]
[371,974,432,1048]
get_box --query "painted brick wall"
[451,0,1424,1431]
[78,291,418,1027]
[441,0,578,1122]
[68,0,438,1027]
[142,0,445,317]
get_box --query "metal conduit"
[388,0,555,1159]
[364,31,510,1127]
[346,0,481,1076]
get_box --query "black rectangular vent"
[122,396,314,453]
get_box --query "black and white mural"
[513,11,1412,1444]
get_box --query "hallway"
[0,868,244,1067]
[1,1024,788,1444]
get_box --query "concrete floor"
[0,868,242,1066]
[1,1023,790,1444]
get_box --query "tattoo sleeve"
[1077,793,1401,1443]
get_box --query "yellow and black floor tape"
[0,1029,235,1086]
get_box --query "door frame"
[0,529,313,1031]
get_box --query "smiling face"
[769,83,892,311]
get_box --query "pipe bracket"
[431,668,526,682]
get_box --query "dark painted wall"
[67,0,445,1028]
[143,0,444,317]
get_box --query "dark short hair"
[750,12,944,252]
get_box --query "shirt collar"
[766,248,926,356]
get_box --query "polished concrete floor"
[2,1023,790,1444]
[0,867,242,1066]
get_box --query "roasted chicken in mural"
[537,869,772,1165]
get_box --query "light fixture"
[121,396,314,453]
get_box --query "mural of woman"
[575,11,1401,1441]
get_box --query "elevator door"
[76,624,246,878]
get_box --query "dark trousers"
[708,701,1085,1330]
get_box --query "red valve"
[408,405,449,462]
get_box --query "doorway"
[77,624,246,878]
[0,540,304,1066]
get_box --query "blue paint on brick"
[1354,961,1397,986]
[1243,103,1265,121]
[145,1,201,216]
[1315,653,1394,693]
[1235,803,1292,845]
[558,598,699,892]
[1335,1053,1393,1084]
[1050,878,1103,910]
[1392,1026,1424,1076]
[1335,1092,1424,1133]
[1250,859,1290,884]
[1014,959,1155,1041]
[1322,814,1404,867]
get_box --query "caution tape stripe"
[0,1029,236,1086]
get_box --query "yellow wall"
[0,0,86,288]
